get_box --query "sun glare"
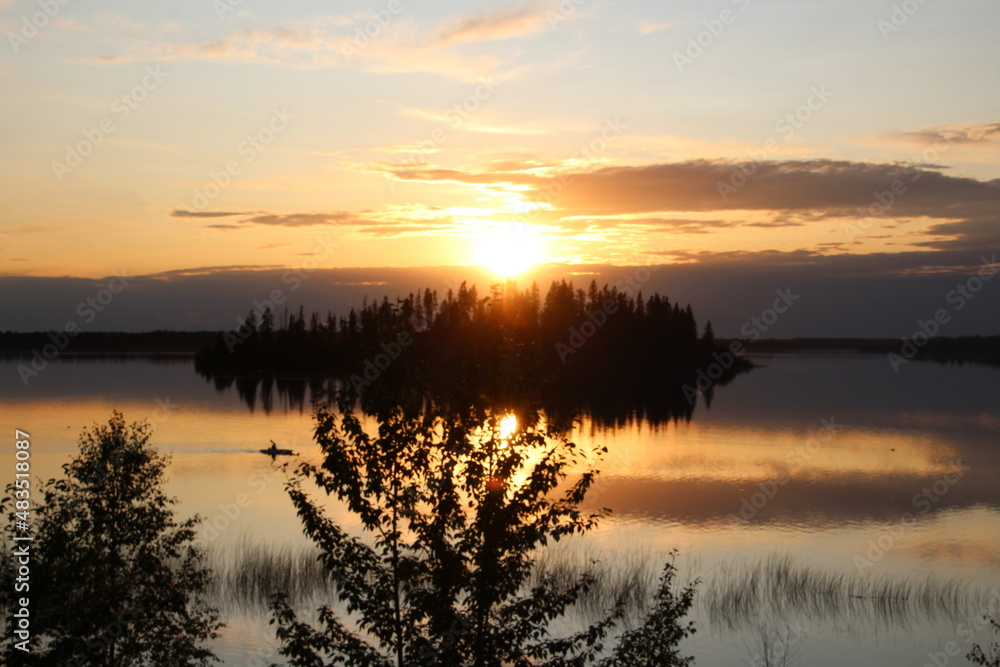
[493,413,518,450]
[498,413,518,440]
[476,225,544,277]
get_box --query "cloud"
[172,205,476,238]
[637,21,672,35]
[241,212,362,227]
[95,12,150,34]
[435,4,553,45]
[398,106,547,135]
[384,158,1000,253]
[387,159,999,214]
[383,166,536,191]
[367,143,442,155]
[171,210,249,219]
[394,108,604,138]
[557,214,738,234]
[173,158,997,262]
[73,23,354,68]
[360,45,512,82]
[70,12,529,82]
[891,122,1000,147]
[143,265,287,280]
[54,17,90,32]
[619,217,736,234]
[67,2,596,83]
[612,133,825,163]
[167,158,997,277]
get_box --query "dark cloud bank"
[2,253,998,337]
[4,159,999,336]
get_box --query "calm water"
[3,353,999,666]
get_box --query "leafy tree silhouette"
[969,616,1000,666]
[269,395,696,666]
[1,411,222,665]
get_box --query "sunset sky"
[1,0,998,334]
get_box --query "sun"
[494,413,518,450]
[498,413,518,440]
[476,225,545,277]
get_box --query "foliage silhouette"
[197,281,744,376]
[268,393,697,666]
[969,616,1000,666]
[196,280,751,425]
[0,411,222,665]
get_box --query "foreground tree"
[969,616,1000,666]
[270,396,697,666]
[1,411,222,665]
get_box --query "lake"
[3,352,999,666]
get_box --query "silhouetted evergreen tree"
[700,321,716,353]
[196,282,750,403]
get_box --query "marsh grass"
[529,545,667,625]
[703,553,988,633]
[204,537,666,623]
[204,537,995,641]
[206,534,335,613]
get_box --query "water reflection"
[5,355,1000,536]
[3,354,1000,666]
[198,368,707,429]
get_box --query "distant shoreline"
[2,331,998,367]
[720,336,1000,367]
[0,331,216,358]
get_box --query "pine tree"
[701,320,716,352]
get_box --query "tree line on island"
[195,280,751,421]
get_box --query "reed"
[205,534,335,613]
[702,553,985,632]
[203,537,996,638]
[529,545,664,623]
[204,537,663,620]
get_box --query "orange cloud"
[434,4,554,45]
